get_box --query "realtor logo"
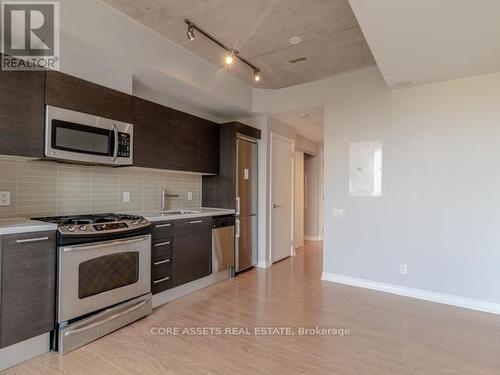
[1,1,60,70]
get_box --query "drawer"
[152,257,172,279]
[151,221,174,240]
[151,274,173,294]
[152,239,173,260]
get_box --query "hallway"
[4,241,500,375]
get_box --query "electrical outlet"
[0,191,11,207]
[400,264,408,275]
[122,192,130,203]
[187,192,193,201]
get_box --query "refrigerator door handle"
[235,219,241,238]
[236,197,241,215]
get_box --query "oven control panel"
[94,222,129,231]
[58,218,149,235]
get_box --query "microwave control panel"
[117,132,131,157]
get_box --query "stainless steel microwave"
[45,105,133,166]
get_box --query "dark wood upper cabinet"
[133,98,171,170]
[0,231,56,348]
[45,71,134,123]
[168,108,220,174]
[134,99,220,174]
[0,65,45,158]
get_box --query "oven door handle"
[112,124,119,162]
[63,298,150,337]
[62,235,150,253]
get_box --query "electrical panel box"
[349,141,382,197]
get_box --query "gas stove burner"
[32,213,151,236]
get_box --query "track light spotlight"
[254,69,262,82]
[187,24,195,41]
[225,49,236,65]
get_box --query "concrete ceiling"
[270,106,324,143]
[349,0,500,88]
[101,0,376,89]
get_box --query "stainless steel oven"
[45,105,133,166]
[58,235,151,323]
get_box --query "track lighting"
[225,49,236,65]
[184,19,262,83]
[253,69,262,82]
[186,24,195,41]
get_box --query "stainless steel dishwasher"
[212,215,235,275]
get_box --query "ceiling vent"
[289,57,307,64]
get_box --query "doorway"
[270,133,295,263]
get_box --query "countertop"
[0,219,58,236]
[128,207,235,223]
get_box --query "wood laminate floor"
[3,241,500,374]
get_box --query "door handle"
[16,236,50,244]
[273,204,281,209]
[155,223,172,228]
[154,241,171,247]
[189,220,203,224]
[153,276,171,284]
[63,298,150,337]
[153,259,171,265]
[63,235,150,252]
[236,197,241,215]
[235,219,240,238]
[112,124,119,162]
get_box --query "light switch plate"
[122,192,130,203]
[0,191,11,206]
[187,192,193,201]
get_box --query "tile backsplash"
[0,159,202,219]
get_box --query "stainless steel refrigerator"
[235,135,258,272]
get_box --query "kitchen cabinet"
[0,231,56,348]
[150,221,174,294]
[172,217,212,288]
[150,217,212,294]
[45,71,134,123]
[134,98,220,174]
[202,122,261,208]
[0,60,45,158]
[167,108,220,174]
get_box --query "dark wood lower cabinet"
[0,231,56,348]
[172,217,212,287]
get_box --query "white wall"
[322,69,500,304]
[304,154,323,240]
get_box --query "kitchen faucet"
[161,188,180,211]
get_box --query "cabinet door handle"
[189,220,203,224]
[153,259,171,265]
[155,223,172,228]
[154,241,171,247]
[16,236,50,244]
[153,276,170,284]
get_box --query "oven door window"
[52,120,114,156]
[78,252,139,299]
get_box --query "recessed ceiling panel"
[102,0,376,88]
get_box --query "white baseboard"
[304,235,322,241]
[321,272,500,316]
[256,260,271,269]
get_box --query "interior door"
[271,134,294,263]
[294,151,305,249]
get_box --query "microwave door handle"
[112,124,119,162]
